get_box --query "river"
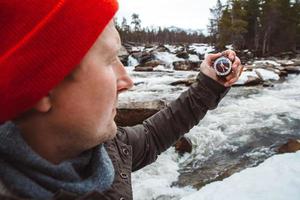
[118,66,300,200]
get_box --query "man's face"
[46,21,133,148]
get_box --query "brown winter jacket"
[0,72,229,200]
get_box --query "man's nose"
[115,60,134,93]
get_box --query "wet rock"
[276,60,295,66]
[291,59,300,66]
[173,61,191,71]
[139,52,155,64]
[134,58,162,71]
[253,60,280,68]
[131,51,143,60]
[176,51,190,59]
[142,60,162,68]
[263,81,274,87]
[278,139,300,154]
[153,45,171,53]
[118,46,129,66]
[173,61,201,71]
[115,100,166,126]
[245,76,263,86]
[170,78,196,86]
[134,66,154,72]
[175,137,193,155]
[284,66,300,74]
[187,48,198,55]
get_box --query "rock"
[131,51,143,60]
[134,66,153,72]
[118,46,129,66]
[262,81,274,87]
[154,45,171,53]
[278,139,300,154]
[253,60,281,68]
[176,51,190,59]
[234,71,262,87]
[276,60,295,66]
[142,60,162,68]
[244,76,263,86]
[134,58,163,71]
[291,59,300,66]
[175,136,193,155]
[255,68,280,81]
[139,52,154,64]
[284,66,300,74]
[173,61,191,71]
[170,78,196,86]
[173,61,201,71]
[189,61,201,71]
[115,100,166,126]
[187,48,198,55]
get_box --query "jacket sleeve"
[116,72,229,171]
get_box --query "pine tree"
[243,0,262,51]
[230,0,248,49]
[131,13,142,32]
[208,0,224,44]
[217,5,232,49]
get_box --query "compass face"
[213,57,232,76]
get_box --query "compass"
[213,56,232,77]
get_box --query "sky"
[116,0,226,33]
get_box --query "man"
[0,0,243,199]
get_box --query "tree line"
[116,0,300,56]
[114,14,208,45]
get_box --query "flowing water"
[118,66,300,200]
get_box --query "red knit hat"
[0,0,119,123]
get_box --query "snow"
[154,51,185,67]
[188,54,201,62]
[255,68,280,81]
[182,151,300,200]
[234,71,258,85]
[253,60,281,67]
[131,46,145,52]
[189,43,215,55]
[225,44,234,50]
[234,69,280,85]
[164,44,184,54]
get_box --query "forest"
[115,0,300,56]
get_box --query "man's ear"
[33,95,52,113]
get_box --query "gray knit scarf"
[0,121,115,199]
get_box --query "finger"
[222,50,236,61]
[232,56,241,68]
[226,65,244,86]
[224,65,238,81]
[205,52,222,65]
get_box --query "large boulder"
[284,66,300,74]
[173,61,201,71]
[176,51,190,59]
[173,61,190,71]
[115,100,166,126]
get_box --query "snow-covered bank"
[182,151,300,200]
